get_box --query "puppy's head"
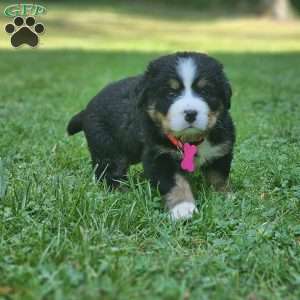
[137,52,232,141]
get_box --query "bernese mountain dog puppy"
[67,52,235,220]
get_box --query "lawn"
[0,1,300,300]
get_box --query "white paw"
[170,202,198,221]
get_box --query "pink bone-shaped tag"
[180,143,198,172]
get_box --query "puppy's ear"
[219,64,232,110]
[135,75,148,109]
[222,75,232,110]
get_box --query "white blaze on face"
[167,57,210,133]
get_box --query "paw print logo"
[5,16,45,48]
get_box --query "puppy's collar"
[166,133,204,173]
[166,133,204,148]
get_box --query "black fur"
[67,52,235,195]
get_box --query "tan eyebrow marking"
[169,78,180,90]
[197,78,208,88]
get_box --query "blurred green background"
[1,0,300,52]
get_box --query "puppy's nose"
[184,110,198,123]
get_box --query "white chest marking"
[197,140,229,166]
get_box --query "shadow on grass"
[0,49,299,77]
[0,48,299,105]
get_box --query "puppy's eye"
[169,79,180,90]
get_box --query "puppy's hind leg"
[84,122,129,187]
[92,155,129,188]
[201,153,233,192]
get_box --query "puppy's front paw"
[170,202,198,221]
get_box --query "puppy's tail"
[67,111,84,135]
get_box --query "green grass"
[0,2,300,300]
